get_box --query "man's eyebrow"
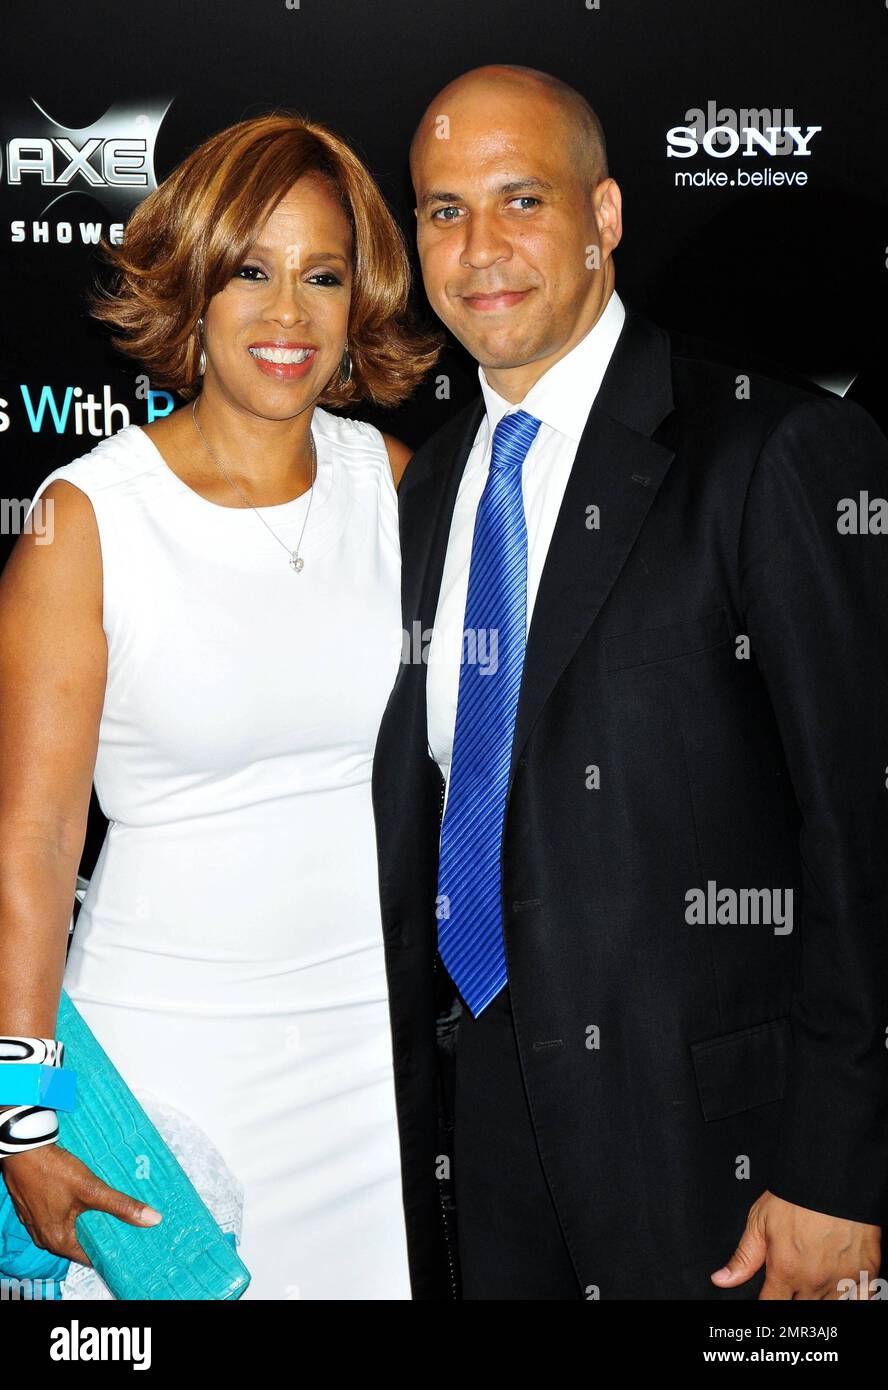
[416,191,463,211]
[417,177,554,211]
[499,178,555,196]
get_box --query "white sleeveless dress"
[25,410,412,1300]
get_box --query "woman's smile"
[247,340,319,381]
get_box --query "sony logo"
[667,124,821,158]
[666,105,821,158]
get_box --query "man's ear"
[597,178,623,253]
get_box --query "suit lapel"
[399,306,677,779]
[510,310,676,780]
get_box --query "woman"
[0,112,441,1299]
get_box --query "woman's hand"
[2,1141,162,1266]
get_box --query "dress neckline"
[129,420,334,524]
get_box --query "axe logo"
[0,96,174,216]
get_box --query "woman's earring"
[339,344,352,384]
[197,316,207,376]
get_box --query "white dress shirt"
[426,288,626,810]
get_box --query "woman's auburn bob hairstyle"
[88,111,443,407]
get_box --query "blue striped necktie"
[437,409,542,1017]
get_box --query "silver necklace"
[190,400,316,572]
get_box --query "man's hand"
[711,1190,881,1299]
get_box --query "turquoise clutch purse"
[0,990,251,1300]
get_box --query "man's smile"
[460,288,533,312]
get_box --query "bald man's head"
[409,62,622,397]
[409,64,609,195]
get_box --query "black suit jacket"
[371,303,888,1299]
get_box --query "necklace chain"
[190,400,316,572]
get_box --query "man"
[371,64,888,1299]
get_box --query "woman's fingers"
[2,1142,162,1268]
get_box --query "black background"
[1,0,886,871]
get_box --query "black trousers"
[453,982,583,1299]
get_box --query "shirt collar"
[477,288,626,444]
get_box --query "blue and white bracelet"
[0,1033,72,1158]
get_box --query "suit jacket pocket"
[689,1016,792,1121]
[604,606,731,672]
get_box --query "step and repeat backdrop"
[1,0,886,863]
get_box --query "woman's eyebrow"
[246,243,349,264]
